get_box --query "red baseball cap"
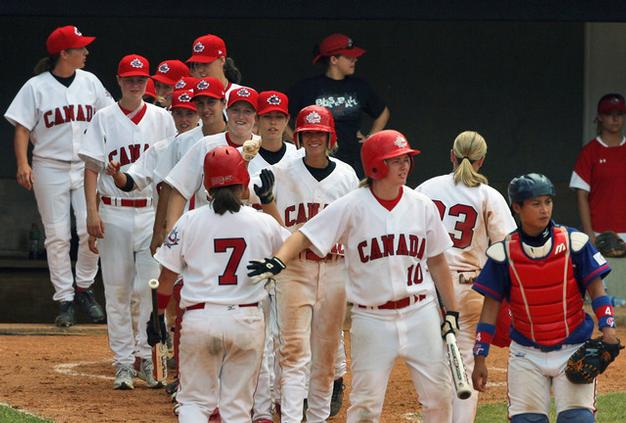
[46,25,95,55]
[192,77,225,100]
[171,90,197,112]
[227,86,259,110]
[257,91,289,116]
[144,79,157,100]
[312,33,366,64]
[152,60,190,86]
[174,76,200,91]
[187,34,227,64]
[597,93,626,115]
[117,54,150,78]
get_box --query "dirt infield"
[0,326,624,423]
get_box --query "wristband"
[592,295,616,329]
[473,322,496,357]
[121,173,135,192]
[157,292,172,310]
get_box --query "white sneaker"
[113,365,135,390]
[137,358,163,388]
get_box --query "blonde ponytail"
[452,131,488,187]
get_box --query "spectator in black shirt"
[288,33,390,176]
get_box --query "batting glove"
[253,169,275,204]
[146,314,167,347]
[441,311,460,339]
[247,256,286,283]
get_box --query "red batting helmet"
[203,146,250,190]
[361,130,420,180]
[293,105,337,148]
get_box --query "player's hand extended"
[87,212,105,238]
[105,160,121,176]
[472,356,489,392]
[150,229,165,256]
[88,235,99,254]
[441,310,460,339]
[146,313,167,347]
[16,163,33,190]
[247,256,286,283]
[253,169,275,204]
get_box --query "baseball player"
[415,130,516,423]
[243,90,299,423]
[144,79,157,104]
[164,86,261,233]
[186,34,242,101]
[79,54,176,390]
[471,173,619,423]
[249,129,458,422]
[570,93,626,243]
[148,145,288,422]
[151,59,190,108]
[247,104,356,423]
[4,25,113,327]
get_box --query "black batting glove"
[146,313,167,347]
[247,256,286,283]
[441,311,460,339]
[253,169,275,204]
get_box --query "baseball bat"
[445,330,472,400]
[149,278,167,384]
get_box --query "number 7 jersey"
[416,173,516,272]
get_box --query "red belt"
[357,294,426,310]
[301,249,342,262]
[102,196,150,208]
[186,302,258,311]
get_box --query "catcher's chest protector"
[505,227,585,346]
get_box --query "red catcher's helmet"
[293,105,337,149]
[203,146,250,190]
[361,130,420,180]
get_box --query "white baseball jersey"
[154,125,204,183]
[4,69,113,161]
[155,205,289,307]
[165,132,244,207]
[299,187,453,306]
[126,136,174,195]
[416,174,517,272]
[79,103,176,198]
[248,157,359,233]
[240,142,301,177]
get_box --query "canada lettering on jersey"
[108,144,150,166]
[284,202,327,227]
[357,233,426,263]
[43,104,94,128]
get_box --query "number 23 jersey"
[300,187,452,306]
[416,174,516,272]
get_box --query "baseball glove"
[565,338,624,384]
[595,231,626,258]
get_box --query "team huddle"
[5,24,624,423]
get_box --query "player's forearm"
[576,189,594,239]
[275,231,311,265]
[13,124,30,167]
[260,201,285,226]
[587,277,619,341]
[477,296,501,325]
[427,253,458,311]
[369,107,390,135]
[84,168,100,214]
[156,267,178,314]
[165,187,186,233]
[153,185,170,234]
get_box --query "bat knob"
[458,390,472,400]
[148,279,159,289]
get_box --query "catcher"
[471,173,622,423]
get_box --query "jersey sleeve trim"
[581,263,610,287]
[569,171,590,191]
[472,282,503,301]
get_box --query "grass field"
[2,392,625,422]
[475,391,626,422]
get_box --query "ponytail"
[33,55,59,75]
[209,185,243,215]
[224,57,242,84]
[452,131,488,188]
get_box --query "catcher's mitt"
[565,338,624,384]
[595,231,626,258]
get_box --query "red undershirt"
[118,103,147,125]
[371,186,403,211]
[225,132,239,148]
